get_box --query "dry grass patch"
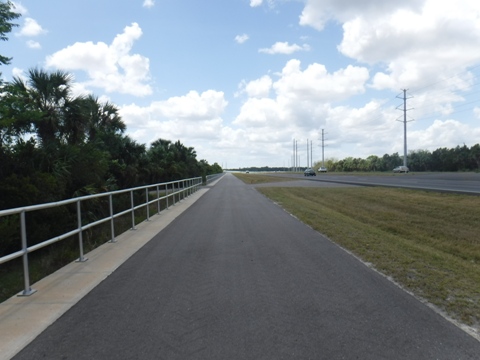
[258,186,480,328]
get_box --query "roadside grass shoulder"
[233,173,297,184]
[257,186,480,330]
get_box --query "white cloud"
[474,107,480,119]
[45,23,152,97]
[11,1,27,15]
[274,59,369,103]
[250,0,263,7]
[299,0,480,94]
[17,17,46,37]
[259,42,310,55]
[120,90,228,143]
[26,40,41,49]
[225,60,376,162]
[235,34,249,44]
[299,0,423,31]
[239,75,273,98]
[409,119,480,151]
[142,0,155,8]
[11,67,27,81]
[119,58,378,166]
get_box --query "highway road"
[277,172,480,194]
[13,173,480,359]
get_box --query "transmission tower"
[396,89,414,167]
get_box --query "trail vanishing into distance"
[12,174,480,360]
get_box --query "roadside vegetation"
[234,174,480,330]
[313,146,480,173]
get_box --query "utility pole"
[307,139,309,168]
[396,89,414,167]
[296,140,298,171]
[320,129,326,168]
[292,139,295,172]
[310,140,313,169]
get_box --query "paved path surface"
[9,174,480,359]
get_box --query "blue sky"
[2,0,480,168]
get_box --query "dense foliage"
[0,68,222,210]
[0,0,20,67]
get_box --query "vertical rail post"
[76,200,87,262]
[131,190,136,230]
[156,185,161,214]
[146,187,150,221]
[109,193,116,242]
[18,211,36,296]
[173,182,176,205]
[166,184,169,209]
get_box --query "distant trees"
[313,145,480,172]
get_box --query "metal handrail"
[0,177,203,296]
[206,172,225,184]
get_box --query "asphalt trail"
[13,173,480,359]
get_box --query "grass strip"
[256,186,480,329]
[233,172,297,184]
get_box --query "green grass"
[256,186,480,329]
[233,172,297,184]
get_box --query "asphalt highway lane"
[13,173,480,359]
[288,172,480,194]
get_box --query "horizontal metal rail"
[0,177,203,296]
[206,172,225,184]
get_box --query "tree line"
[0,68,222,210]
[314,145,480,173]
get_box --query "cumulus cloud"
[274,59,369,102]
[299,0,423,31]
[259,42,310,55]
[17,17,46,37]
[299,0,480,93]
[45,23,152,97]
[26,40,41,49]
[238,75,273,98]
[120,90,228,143]
[230,60,373,160]
[409,119,480,151]
[142,0,155,8]
[235,34,249,44]
[250,0,263,7]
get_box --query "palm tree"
[7,68,75,147]
[83,95,125,142]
